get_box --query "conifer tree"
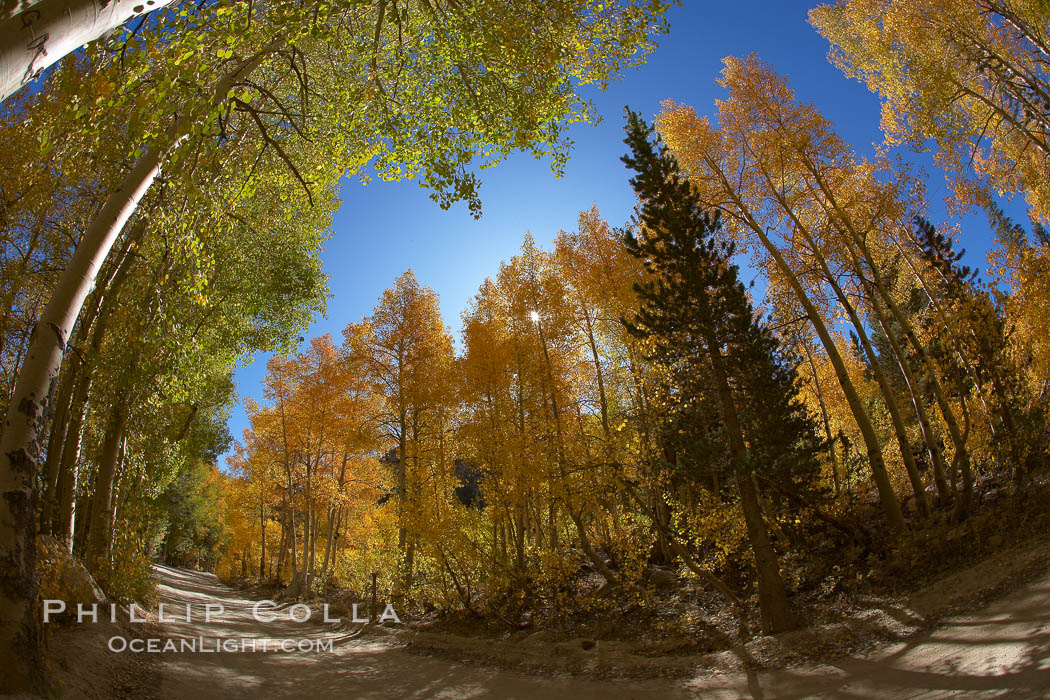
[620,110,822,633]
[921,213,1046,484]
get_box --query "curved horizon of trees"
[218,41,1050,644]
[220,191,1047,638]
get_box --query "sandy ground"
[147,565,1050,699]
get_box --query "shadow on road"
[150,565,1050,699]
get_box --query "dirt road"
[151,565,1050,698]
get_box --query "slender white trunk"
[0,137,167,693]
[0,43,277,691]
[1,0,176,103]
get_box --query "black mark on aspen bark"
[6,448,35,476]
[47,322,65,350]
[21,31,48,86]
[16,396,38,420]
[19,9,40,28]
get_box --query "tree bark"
[39,357,75,533]
[756,176,926,509]
[580,305,611,439]
[51,244,134,548]
[703,154,906,536]
[259,504,266,580]
[39,223,138,535]
[567,508,618,586]
[800,341,842,495]
[84,395,127,570]
[0,44,281,688]
[700,319,794,634]
[868,295,952,502]
[735,471,794,633]
[51,365,89,549]
[299,460,312,594]
[1,0,175,103]
[890,237,1000,435]
[396,408,408,590]
[788,222,929,516]
[858,242,974,519]
[274,513,287,583]
[320,505,337,584]
[793,151,971,517]
[0,142,167,692]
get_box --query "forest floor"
[37,544,1050,699]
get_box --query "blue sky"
[220,0,1022,463]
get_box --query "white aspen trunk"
[53,370,89,549]
[1,0,176,103]
[84,395,126,568]
[0,137,167,694]
[319,506,334,583]
[0,43,278,691]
